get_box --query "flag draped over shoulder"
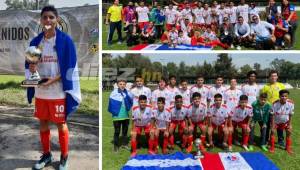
[122,152,203,170]
[108,88,133,117]
[25,28,82,118]
[122,152,279,170]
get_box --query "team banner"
[0,5,99,76]
[130,44,213,50]
[122,152,279,170]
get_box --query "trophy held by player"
[21,46,46,87]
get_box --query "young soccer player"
[168,95,189,151]
[130,95,154,157]
[186,92,207,152]
[224,78,243,112]
[167,75,180,107]
[209,76,227,103]
[249,93,272,151]
[179,79,191,106]
[152,78,171,108]
[207,94,231,150]
[269,90,294,154]
[130,75,152,107]
[231,95,253,151]
[241,71,260,106]
[27,6,81,170]
[190,75,211,107]
[153,97,171,154]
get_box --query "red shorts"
[275,123,289,130]
[134,125,151,135]
[212,123,225,130]
[170,120,186,130]
[191,121,206,129]
[138,22,149,30]
[233,120,249,129]
[166,24,175,31]
[35,98,66,123]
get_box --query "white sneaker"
[230,44,234,49]
[117,41,122,45]
[236,46,242,50]
[242,145,249,151]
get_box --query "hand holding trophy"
[21,46,44,87]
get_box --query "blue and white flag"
[131,44,212,50]
[122,152,203,170]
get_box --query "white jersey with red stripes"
[231,105,253,122]
[203,8,212,24]
[152,88,171,108]
[241,83,260,105]
[208,104,230,125]
[187,103,207,123]
[224,88,243,111]
[192,8,205,24]
[130,86,152,107]
[166,86,180,107]
[179,88,191,106]
[181,8,193,22]
[272,99,294,124]
[227,6,237,24]
[209,85,227,101]
[152,108,171,129]
[169,105,189,121]
[132,105,153,127]
[165,8,178,25]
[190,85,211,105]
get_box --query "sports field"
[102,89,300,170]
[0,75,99,115]
[102,12,300,50]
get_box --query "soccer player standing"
[27,6,81,170]
[130,76,152,107]
[241,71,260,105]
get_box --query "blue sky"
[0,0,98,10]
[111,53,300,69]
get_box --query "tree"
[240,64,253,77]
[5,0,49,10]
[253,63,261,73]
[214,53,237,78]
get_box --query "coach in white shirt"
[234,16,250,49]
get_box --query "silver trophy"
[21,46,42,87]
[194,138,204,159]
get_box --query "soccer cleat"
[59,154,68,170]
[261,145,268,152]
[286,148,293,154]
[269,147,275,153]
[278,141,285,149]
[248,145,254,151]
[236,46,242,50]
[117,41,122,45]
[114,145,119,152]
[234,140,241,146]
[130,151,137,157]
[228,146,233,152]
[33,152,53,170]
[242,145,249,151]
[148,150,155,155]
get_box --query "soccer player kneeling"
[231,95,253,151]
[269,90,294,154]
[130,95,154,157]
[168,95,189,151]
[207,94,231,150]
[249,93,271,151]
[186,92,207,153]
[152,97,171,154]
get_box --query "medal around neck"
[21,46,47,87]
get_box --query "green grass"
[0,75,99,115]
[102,89,300,170]
[102,12,300,50]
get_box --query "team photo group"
[108,70,294,159]
[105,0,299,50]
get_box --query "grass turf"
[102,11,300,50]
[102,89,300,170]
[0,75,99,115]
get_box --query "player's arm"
[106,8,111,25]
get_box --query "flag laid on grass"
[130,44,213,50]
[122,152,203,170]
[122,152,279,170]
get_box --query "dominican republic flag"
[122,152,279,170]
[130,44,212,50]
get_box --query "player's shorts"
[191,120,206,129]
[275,122,289,130]
[166,24,175,31]
[134,124,151,135]
[35,98,66,123]
[211,123,225,130]
[138,21,149,30]
[170,120,186,130]
[233,120,249,129]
